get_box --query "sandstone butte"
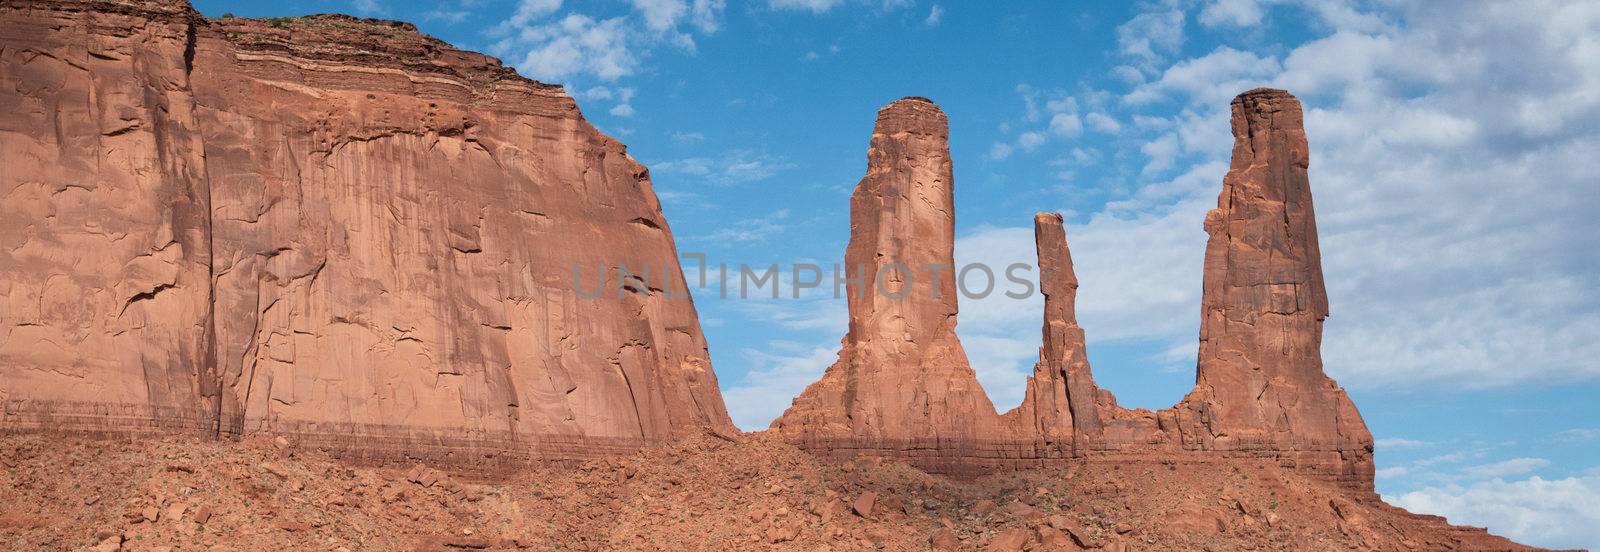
[777,91,1379,493]
[0,0,734,468]
[0,2,1554,550]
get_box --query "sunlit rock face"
[0,0,731,467]
[776,90,1373,492]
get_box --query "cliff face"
[0,0,732,465]
[775,90,1374,492]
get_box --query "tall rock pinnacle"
[776,89,1375,490]
[1175,88,1373,487]
[1005,213,1102,453]
[774,98,1003,465]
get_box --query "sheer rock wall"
[0,0,732,468]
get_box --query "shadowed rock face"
[776,89,1374,492]
[0,0,731,467]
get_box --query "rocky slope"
[0,432,1548,551]
[775,90,1372,493]
[0,0,731,466]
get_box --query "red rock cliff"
[775,90,1374,492]
[0,0,732,466]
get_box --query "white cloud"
[925,4,944,27]
[1376,466,1409,479]
[1026,0,1600,394]
[1124,46,1281,106]
[422,9,470,24]
[695,209,791,245]
[629,0,724,50]
[1111,65,1145,85]
[488,0,722,85]
[1084,112,1121,134]
[494,14,637,82]
[653,150,795,185]
[993,87,1086,158]
[1391,473,1600,550]
[1199,0,1265,27]
[1016,131,1047,151]
[767,0,913,13]
[1048,112,1082,138]
[722,343,840,430]
[987,142,1014,161]
[768,0,846,13]
[1116,10,1185,62]
[608,87,637,117]
[1138,133,1179,176]
[1555,429,1600,443]
[1376,437,1433,449]
[670,131,706,143]
[352,0,385,16]
[690,0,726,33]
[1461,458,1552,480]
[500,0,563,29]
[632,0,689,32]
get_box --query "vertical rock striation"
[1173,88,1373,489]
[776,90,1374,491]
[1004,213,1103,455]
[774,98,1006,472]
[0,0,732,468]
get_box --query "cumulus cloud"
[1047,0,1600,394]
[722,343,840,429]
[1116,10,1185,62]
[991,86,1087,158]
[1390,473,1600,550]
[1199,0,1265,27]
[987,142,1014,161]
[925,5,943,27]
[1084,112,1122,134]
[487,0,724,86]
[950,1,1600,447]
[491,14,636,82]
[1124,46,1282,106]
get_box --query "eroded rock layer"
[0,0,732,467]
[775,90,1374,493]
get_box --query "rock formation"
[1002,213,1104,455]
[776,89,1374,492]
[0,0,732,467]
[1172,88,1373,489]
[774,98,1007,472]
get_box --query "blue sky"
[193,0,1600,547]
